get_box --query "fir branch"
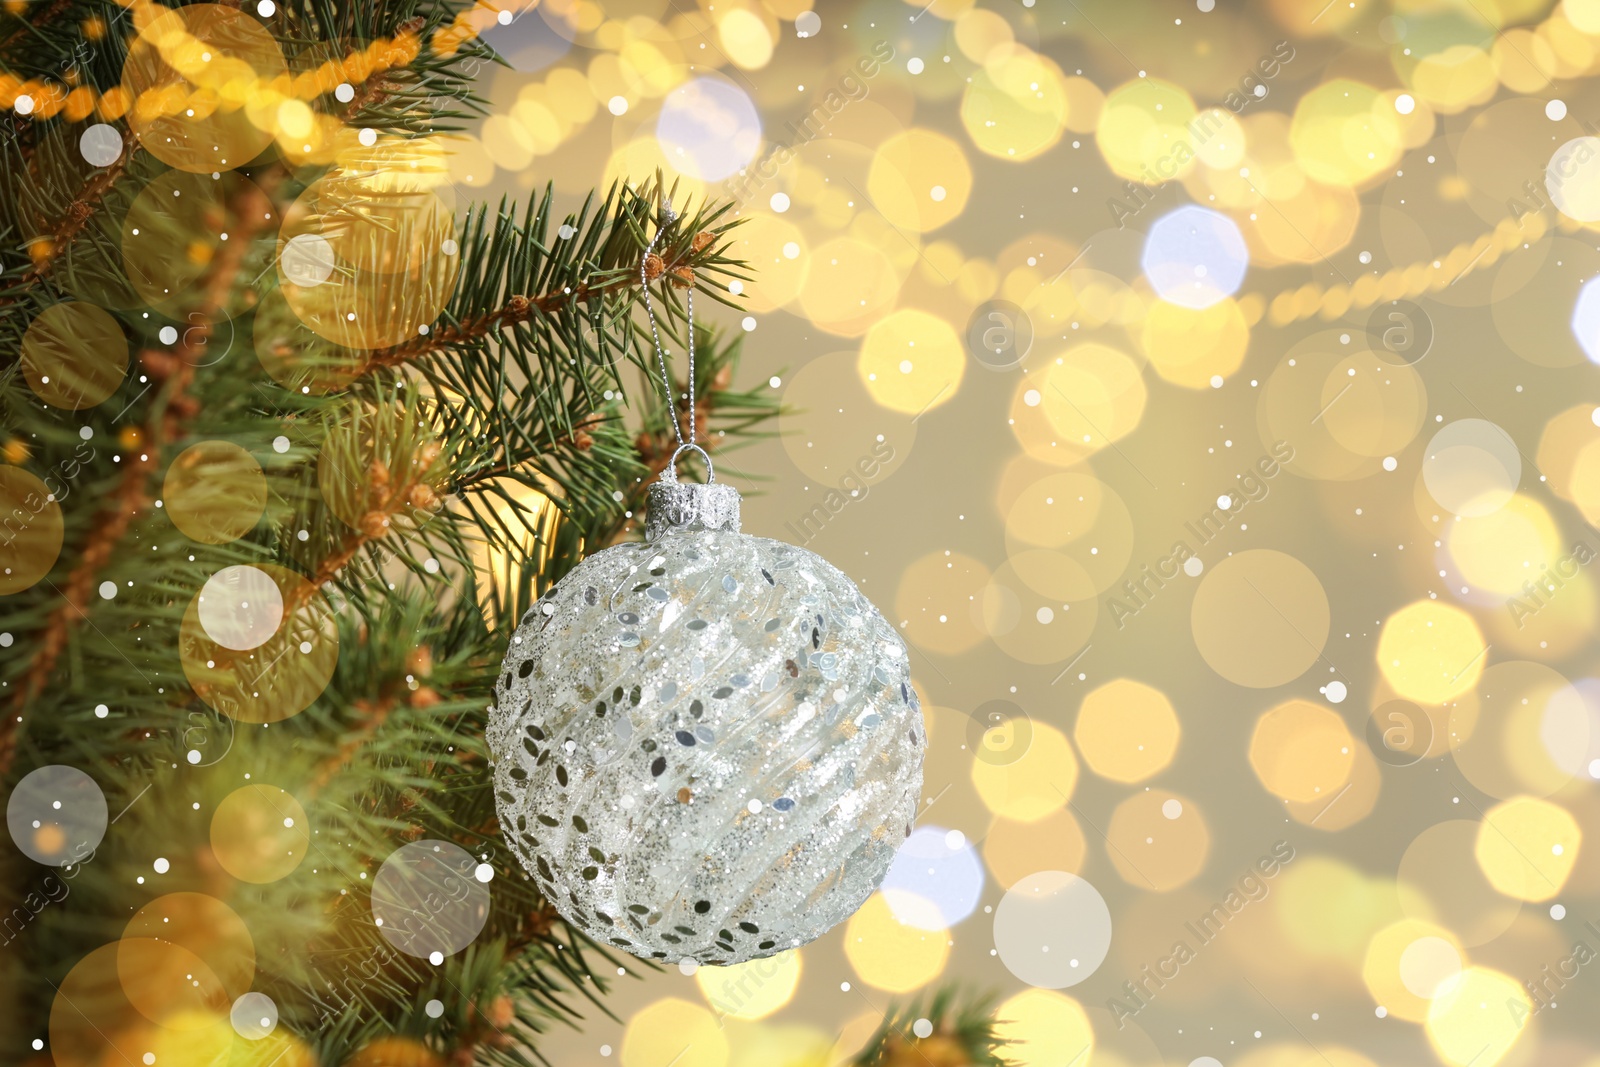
[0,0,77,49]
[850,986,1015,1067]
[3,125,139,300]
[349,195,721,379]
[0,170,277,769]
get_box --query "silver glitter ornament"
[487,451,924,965]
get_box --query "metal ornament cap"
[645,443,741,541]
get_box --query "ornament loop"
[663,442,715,484]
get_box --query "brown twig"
[350,236,702,379]
[6,127,141,304]
[307,693,398,795]
[0,0,76,48]
[0,174,276,772]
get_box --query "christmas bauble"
[488,465,923,964]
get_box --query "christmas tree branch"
[0,169,276,770]
[5,126,139,299]
[0,0,76,49]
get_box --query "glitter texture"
[489,481,923,965]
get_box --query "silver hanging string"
[640,200,695,451]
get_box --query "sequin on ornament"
[488,481,922,965]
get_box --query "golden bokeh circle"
[867,128,972,232]
[123,891,256,998]
[50,942,232,1067]
[1398,819,1521,947]
[279,142,460,350]
[722,212,807,314]
[780,349,917,488]
[1446,494,1560,597]
[621,997,728,1067]
[1140,297,1250,389]
[1003,472,1133,597]
[842,892,949,994]
[993,989,1094,1067]
[970,720,1079,822]
[1362,919,1467,1023]
[163,440,267,545]
[797,236,902,338]
[1190,549,1330,688]
[1248,699,1356,804]
[1096,77,1197,182]
[982,809,1086,890]
[1474,795,1580,902]
[1257,333,1377,481]
[1009,343,1147,468]
[960,46,1069,162]
[1105,789,1210,891]
[694,949,801,1020]
[857,308,965,416]
[1289,78,1403,188]
[893,550,990,655]
[120,3,287,172]
[20,301,128,409]
[210,783,311,883]
[981,558,1097,665]
[1074,678,1180,783]
[180,563,339,723]
[1538,402,1600,501]
[1286,739,1381,830]
[1320,350,1428,459]
[1377,600,1486,705]
[122,169,273,324]
[1424,966,1530,1067]
[0,465,65,595]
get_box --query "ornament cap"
[646,444,741,541]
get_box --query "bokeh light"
[1378,601,1487,705]
[1191,550,1330,688]
[371,840,491,959]
[622,997,728,1067]
[19,301,128,409]
[992,989,1094,1067]
[656,77,761,181]
[993,870,1112,988]
[0,465,65,594]
[1141,205,1249,309]
[1248,700,1356,804]
[694,950,801,1021]
[970,720,1078,821]
[209,784,310,883]
[842,891,949,993]
[163,440,268,545]
[880,824,985,929]
[1422,419,1522,516]
[1074,678,1179,783]
[5,764,107,866]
